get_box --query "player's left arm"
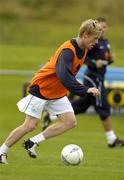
[106,39,115,65]
[108,51,115,64]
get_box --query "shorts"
[17,94,74,119]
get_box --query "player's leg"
[42,94,91,131]
[0,95,45,164]
[42,113,57,131]
[16,95,47,158]
[24,96,77,158]
[0,115,39,164]
[5,115,39,147]
[42,112,76,138]
[94,88,124,147]
[71,95,91,115]
[24,111,77,158]
[41,93,80,131]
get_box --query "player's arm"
[105,39,115,65]
[85,55,97,69]
[107,51,115,64]
[85,48,107,69]
[86,55,109,69]
[55,49,99,96]
[96,52,115,67]
[86,41,114,68]
[85,47,102,69]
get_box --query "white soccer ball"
[61,144,83,165]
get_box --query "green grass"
[0,114,124,180]
[1,44,124,70]
[0,1,124,69]
[0,74,124,180]
[0,44,56,70]
[0,2,124,178]
[0,20,124,49]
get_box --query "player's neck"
[76,37,85,49]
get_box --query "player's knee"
[27,123,37,131]
[72,118,77,128]
[66,118,77,129]
[23,118,38,132]
[23,123,36,132]
[100,114,110,121]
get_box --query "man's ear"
[83,32,88,39]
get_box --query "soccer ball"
[61,144,83,165]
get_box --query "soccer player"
[42,18,124,148]
[0,19,102,164]
[72,18,124,147]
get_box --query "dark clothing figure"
[72,37,113,120]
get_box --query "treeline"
[0,0,123,24]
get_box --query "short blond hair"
[79,19,102,37]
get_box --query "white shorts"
[17,94,74,119]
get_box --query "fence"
[76,67,124,114]
[1,66,124,114]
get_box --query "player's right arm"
[55,49,100,97]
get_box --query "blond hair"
[79,19,102,37]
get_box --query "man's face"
[100,22,108,36]
[82,34,101,49]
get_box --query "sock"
[30,133,45,144]
[105,130,117,144]
[0,144,9,155]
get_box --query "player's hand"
[87,87,100,96]
[110,52,116,62]
[96,60,104,68]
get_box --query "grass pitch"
[0,75,124,180]
[0,44,124,180]
[0,114,124,180]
